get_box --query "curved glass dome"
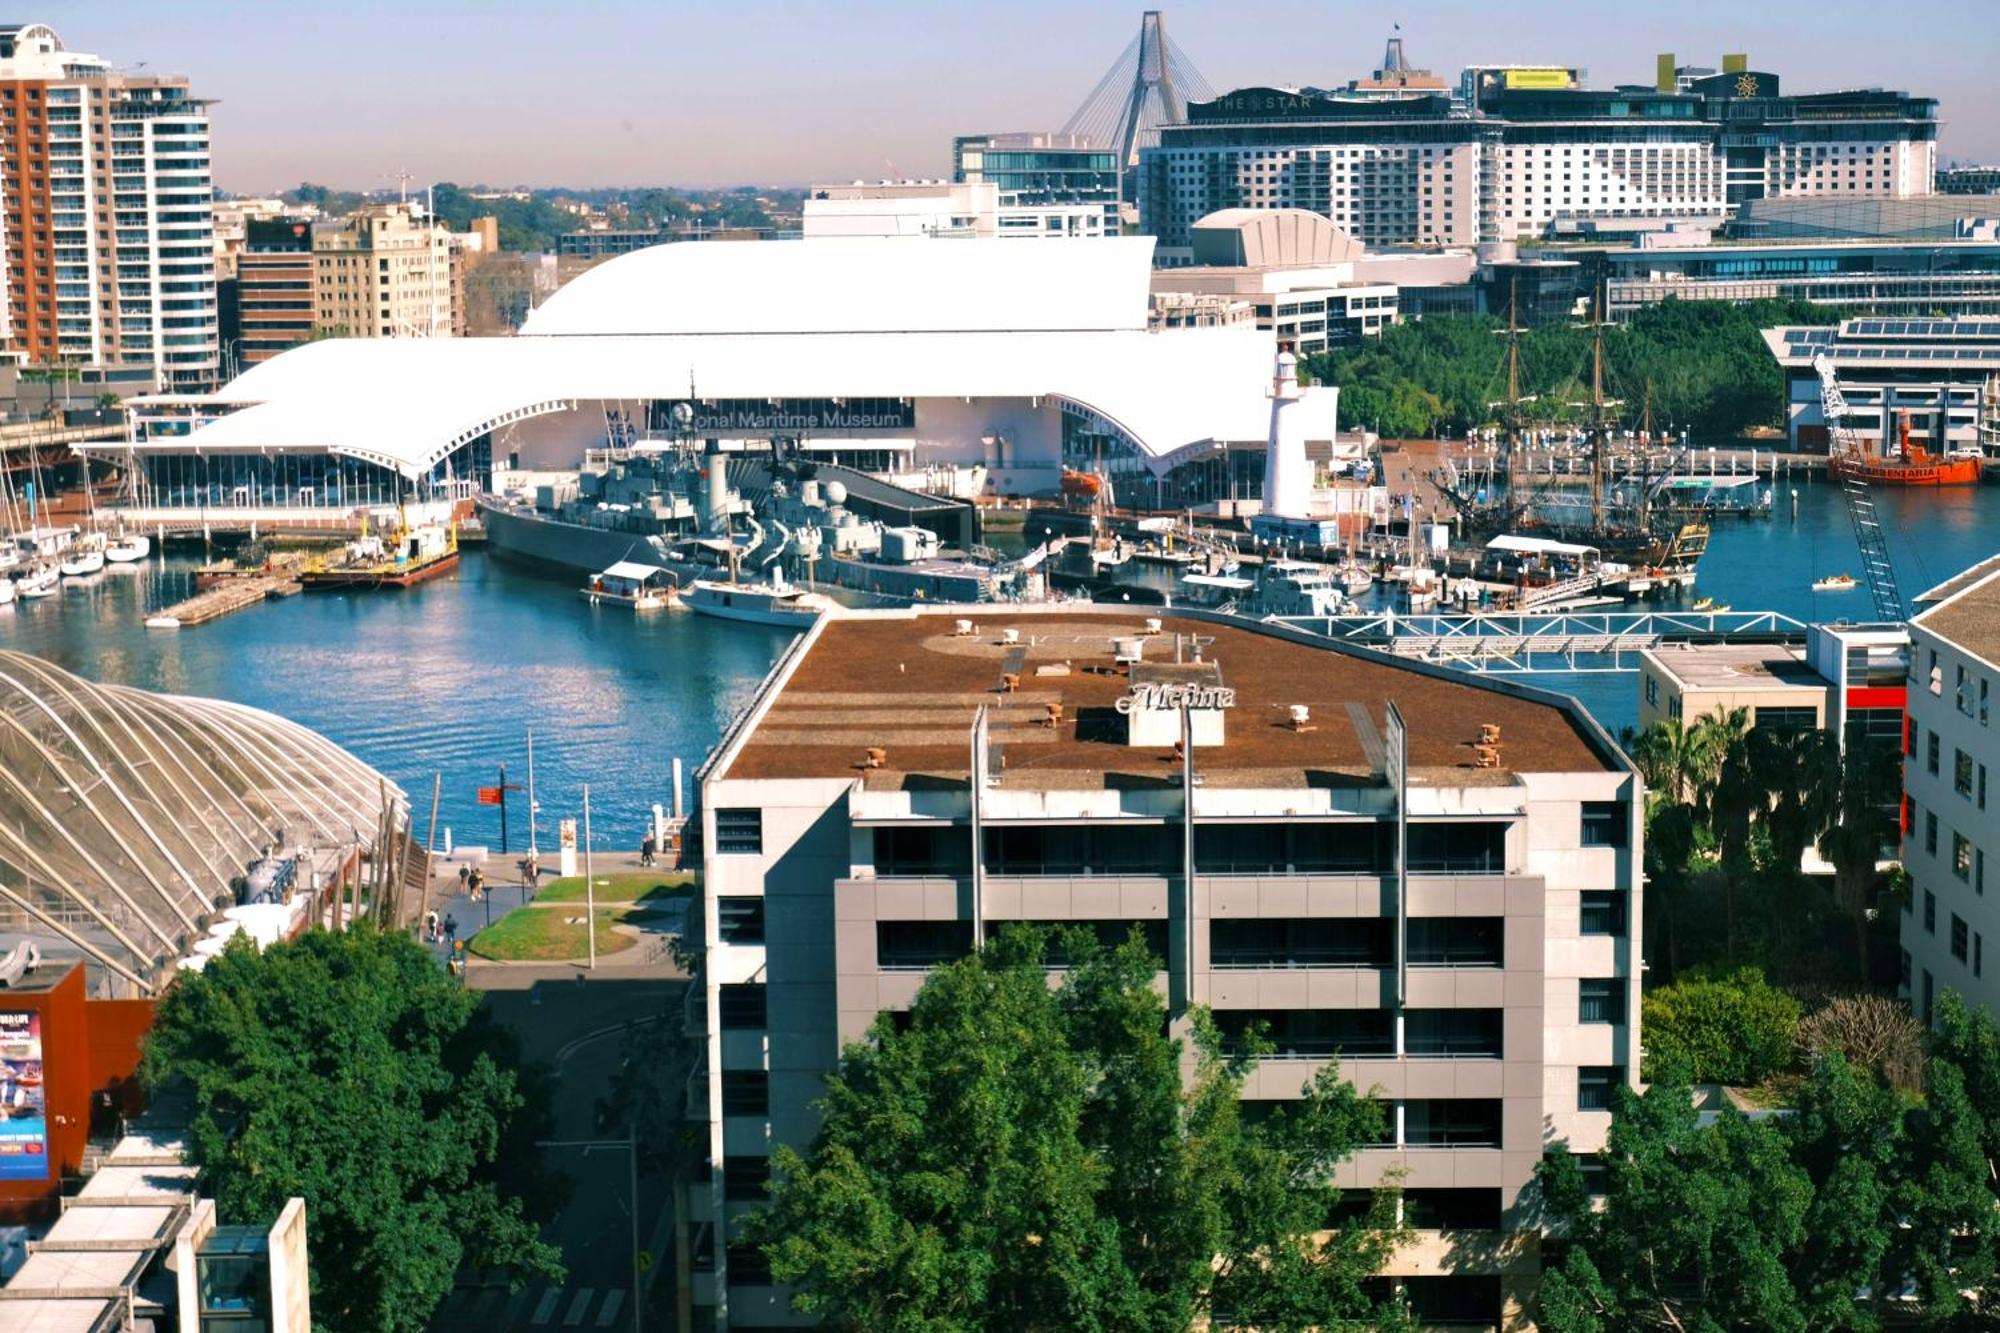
[0,652,402,992]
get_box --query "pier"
[1271,608,1810,674]
[144,575,301,629]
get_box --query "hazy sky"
[46,0,2000,193]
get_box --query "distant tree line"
[1301,298,1844,441]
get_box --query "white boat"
[17,566,59,598]
[105,533,151,563]
[0,548,18,576]
[683,578,830,628]
[0,577,13,606]
[1249,561,1349,617]
[59,540,105,577]
[1811,573,1858,593]
[1335,560,1373,595]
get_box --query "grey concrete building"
[688,607,1643,1330]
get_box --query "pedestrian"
[424,909,439,943]
[467,866,484,901]
[457,864,470,897]
[523,849,540,892]
[640,830,657,867]
[444,914,458,946]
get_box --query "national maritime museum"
[86,236,1339,522]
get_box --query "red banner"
[476,786,504,806]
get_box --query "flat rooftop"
[724,610,1613,789]
[1642,642,1828,694]
[1914,554,2000,667]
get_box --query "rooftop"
[723,608,1613,788]
[1641,642,1828,694]
[1912,554,2000,668]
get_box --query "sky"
[43,0,2000,194]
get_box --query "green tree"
[1640,966,1801,1085]
[142,928,564,1333]
[1628,717,1719,812]
[750,927,1409,1332]
[1817,739,1902,983]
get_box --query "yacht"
[1248,560,1350,618]
[0,576,13,607]
[683,577,831,628]
[105,532,151,563]
[17,565,59,598]
[59,535,105,578]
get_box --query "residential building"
[1763,317,2000,458]
[556,227,664,260]
[952,132,1122,230]
[0,22,219,392]
[1901,557,2000,1022]
[803,180,1113,240]
[1139,47,1937,253]
[311,202,457,339]
[230,217,315,367]
[689,606,1643,1329]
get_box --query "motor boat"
[59,536,105,577]
[1811,573,1858,593]
[682,577,830,628]
[105,532,151,563]
[17,565,59,598]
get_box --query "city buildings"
[951,131,1123,230]
[0,22,219,393]
[230,217,315,367]
[1139,47,1938,255]
[1639,624,1911,748]
[1763,317,2000,457]
[311,201,459,339]
[688,605,1643,1329]
[802,180,1113,239]
[1146,208,1399,353]
[1901,557,2000,1022]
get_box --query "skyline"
[42,0,2000,194]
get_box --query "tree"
[1795,995,1924,1093]
[1628,717,1718,812]
[1640,966,1801,1086]
[142,928,564,1333]
[750,927,1409,1332]
[1817,740,1902,983]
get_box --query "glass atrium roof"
[0,652,402,992]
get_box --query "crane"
[1813,354,1904,621]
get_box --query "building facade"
[1140,59,1937,253]
[232,217,314,367]
[1901,558,2000,1022]
[312,202,458,339]
[803,180,1113,240]
[951,132,1122,230]
[1764,317,2000,458]
[689,607,1643,1329]
[0,22,218,392]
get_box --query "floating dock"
[144,576,300,629]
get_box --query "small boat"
[0,577,13,607]
[1811,573,1858,593]
[582,560,678,609]
[17,566,58,599]
[59,538,105,578]
[1692,596,1716,611]
[683,577,830,628]
[105,533,151,563]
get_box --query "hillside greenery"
[1301,297,1841,440]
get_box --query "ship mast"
[1590,293,1607,533]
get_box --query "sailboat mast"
[1590,295,1606,533]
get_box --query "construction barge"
[145,576,302,629]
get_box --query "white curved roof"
[522,236,1156,336]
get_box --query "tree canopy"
[142,927,564,1333]
[1302,297,1842,440]
[749,926,1409,1332]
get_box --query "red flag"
[476,786,504,806]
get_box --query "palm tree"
[1702,709,1759,958]
[1753,727,1839,874]
[1629,717,1721,812]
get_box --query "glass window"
[877,920,973,970]
[1957,750,1976,798]
[1406,822,1507,874]
[1209,917,1389,968]
[1579,978,1625,1024]
[720,1070,769,1116]
[1404,1098,1502,1146]
[872,825,970,876]
[1951,914,1969,962]
[714,808,763,855]
[1213,1008,1394,1059]
[722,1155,770,1202]
[718,983,766,1029]
[717,896,766,945]
[1924,889,1937,934]
[1580,802,1628,847]
[1955,833,1973,882]
[1403,1188,1502,1230]
[1580,891,1626,936]
[1407,917,1504,966]
[1927,812,1939,856]
[1405,1009,1503,1057]
[1578,1065,1624,1111]
[1928,733,1941,775]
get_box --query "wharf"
[144,575,300,628]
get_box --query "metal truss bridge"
[1269,609,1811,675]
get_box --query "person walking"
[424,909,440,944]
[444,914,458,948]
[467,866,484,902]
[640,830,657,867]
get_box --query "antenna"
[385,168,414,206]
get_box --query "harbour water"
[4,477,1997,848]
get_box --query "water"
[0,552,792,851]
[3,480,1997,840]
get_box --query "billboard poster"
[0,1012,47,1180]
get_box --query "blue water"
[3,480,1996,842]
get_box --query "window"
[1209,917,1389,968]
[1951,914,1969,963]
[1404,1098,1502,1146]
[1214,1008,1394,1058]
[1980,849,1987,897]
[1924,889,1937,934]
[1578,1065,1624,1111]
[1957,665,1976,718]
[872,825,970,877]
[1573,1152,1610,1196]
[1981,764,1988,811]
[1579,978,1625,1024]
[1900,948,1913,989]
[1644,674,1659,707]
[1406,917,1503,966]
[1579,891,1627,936]
[1927,812,1939,856]
[716,896,766,945]
[724,1244,772,1284]
[720,1070,769,1116]
[1405,1009,1503,1057]
[877,920,973,970]
[1580,801,1628,847]
[714,808,763,855]
[718,983,766,1029]
[1405,822,1506,873]
[722,1155,770,1202]
[1978,933,1985,978]
[1403,1188,1502,1230]
[1958,750,1977,798]
[1754,706,1818,732]
[1928,733,1940,775]
[1955,833,1973,882]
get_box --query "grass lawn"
[533,871,695,905]
[469,906,648,961]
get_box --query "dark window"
[1209,917,1390,968]
[1214,1008,1395,1058]
[1404,1098,1502,1146]
[1955,833,1973,882]
[720,1071,769,1117]
[1926,813,1938,857]
[1753,705,1818,732]
[872,825,971,876]
[1579,891,1627,936]
[1406,822,1506,874]
[1406,917,1503,966]
[1579,978,1625,1024]
[1326,1189,1376,1226]
[1194,822,1388,874]
[1580,801,1628,847]
[717,897,766,945]
[714,808,763,854]
[1928,733,1940,776]
[724,1244,772,1284]
[1404,1276,1503,1324]
[1977,933,1985,978]
[984,823,1178,875]
[1574,1152,1610,1195]
[1578,1065,1624,1111]
[985,919,1167,966]
[1405,1009,1503,1057]
[1956,749,1975,798]
[718,983,766,1029]
[1900,948,1913,989]
[722,1155,770,1202]
[1924,889,1937,934]
[1403,1188,1502,1230]
[1952,914,1969,962]
[877,920,974,970]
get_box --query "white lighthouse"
[1260,347,1312,519]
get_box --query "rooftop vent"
[1002,627,1020,645]
[1144,617,1163,635]
[1288,704,1315,732]
[1113,637,1146,669]
[954,618,975,637]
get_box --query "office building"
[1902,557,2000,1022]
[1147,208,1398,353]
[312,202,458,339]
[804,180,1113,240]
[1140,47,1937,253]
[230,217,315,367]
[0,22,219,392]
[1938,166,2000,196]
[952,131,1122,230]
[1763,317,2000,457]
[556,227,665,260]
[689,606,1643,1328]
[1639,623,1909,748]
